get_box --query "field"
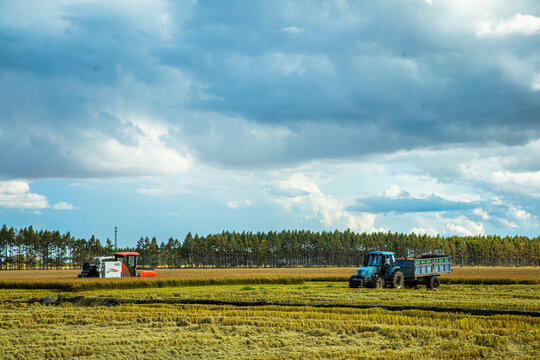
[0,268,539,359]
[1,266,539,281]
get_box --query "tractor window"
[367,254,382,266]
[127,256,135,267]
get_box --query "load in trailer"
[349,251,451,289]
[77,252,156,278]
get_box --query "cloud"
[491,170,540,198]
[409,226,438,236]
[384,185,410,199]
[476,13,540,37]
[281,26,305,34]
[266,187,310,198]
[137,187,165,197]
[532,74,540,91]
[270,174,380,232]
[226,199,252,209]
[473,208,490,221]
[0,180,76,210]
[349,193,479,214]
[52,201,78,210]
[507,205,532,222]
[446,216,485,236]
[0,181,48,209]
[2,1,540,177]
[1,0,540,238]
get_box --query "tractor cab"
[365,252,396,271]
[113,252,139,277]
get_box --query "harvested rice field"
[0,268,538,359]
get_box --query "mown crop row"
[0,300,537,359]
[0,275,538,293]
[2,281,539,312]
[0,277,306,292]
[2,266,539,281]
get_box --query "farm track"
[21,296,540,317]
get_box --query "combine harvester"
[77,252,156,278]
[349,251,452,289]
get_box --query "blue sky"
[1,0,540,247]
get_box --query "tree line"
[0,225,538,270]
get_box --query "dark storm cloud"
[1,0,540,177]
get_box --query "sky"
[1,0,540,247]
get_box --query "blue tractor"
[349,251,404,289]
[349,251,452,289]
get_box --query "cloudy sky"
[1,0,540,246]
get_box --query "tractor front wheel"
[389,270,404,289]
[374,277,383,289]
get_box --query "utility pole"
[114,227,118,251]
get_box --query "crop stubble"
[0,267,538,359]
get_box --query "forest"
[0,225,538,270]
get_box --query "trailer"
[396,255,452,289]
[349,251,452,289]
[77,252,156,278]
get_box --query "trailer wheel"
[427,276,440,290]
[389,270,404,289]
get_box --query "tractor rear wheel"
[389,270,404,289]
[427,276,440,290]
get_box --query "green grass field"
[1,278,539,359]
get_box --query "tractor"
[349,251,452,289]
[349,251,403,289]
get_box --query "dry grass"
[1,266,538,281]
[447,266,540,280]
[0,300,537,359]
[0,273,538,359]
[0,267,353,281]
[0,267,538,292]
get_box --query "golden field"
[0,267,539,359]
[0,266,538,281]
[1,282,539,359]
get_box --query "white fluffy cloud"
[410,226,438,236]
[271,173,380,232]
[0,180,76,210]
[0,181,48,209]
[473,208,490,220]
[384,185,409,199]
[75,117,192,176]
[476,13,540,37]
[52,201,78,210]
[446,216,485,236]
[226,199,252,209]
